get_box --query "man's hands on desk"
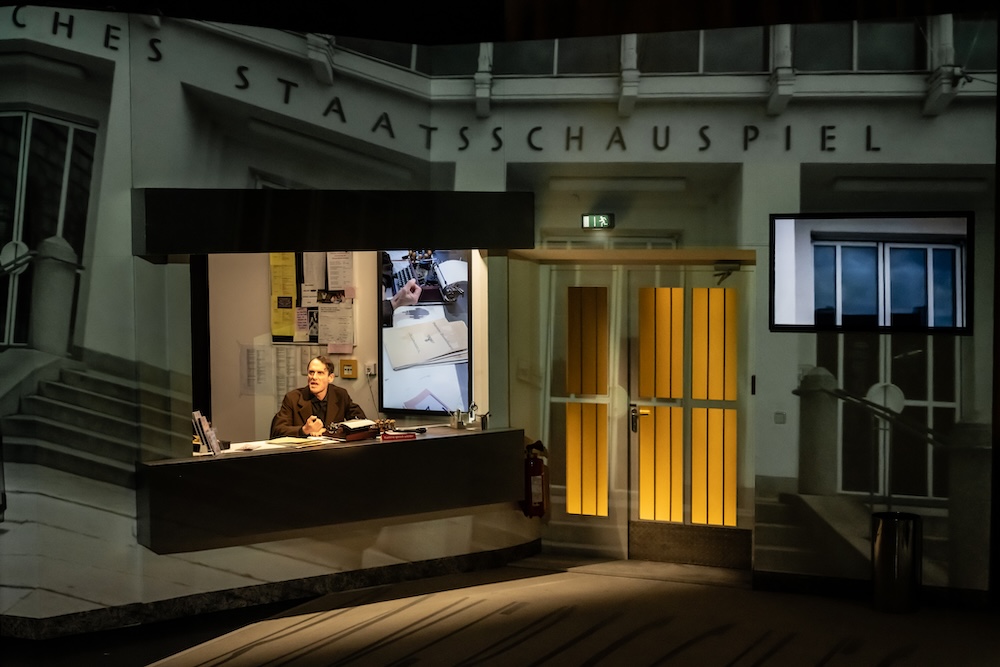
[302,415,325,436]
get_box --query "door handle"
[630,406,651,433]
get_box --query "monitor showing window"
[770,212,972,334]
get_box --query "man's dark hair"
[313,355,335,375]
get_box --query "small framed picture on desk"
[340,359,358,379]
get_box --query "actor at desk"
[270,356,366,437]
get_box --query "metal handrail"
[824,386,949,449]
[793,381,950,511]
[0,250,37,275]
[0,251,84,275]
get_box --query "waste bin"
[871,511,922,612]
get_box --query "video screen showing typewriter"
[378,250,472,416]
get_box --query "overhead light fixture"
[833,177,988,193]
[550,177,687,192]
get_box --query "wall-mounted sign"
[582,214,615,229]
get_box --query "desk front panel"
[136,427,524,553]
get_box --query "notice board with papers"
[269,251,356,354]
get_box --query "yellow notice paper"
[270,253,296,337]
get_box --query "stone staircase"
[754,492,950,586]
[754,496,834,574]
[1,367,192,488]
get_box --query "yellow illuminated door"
[545,264,744,560]
[632,272,740,528]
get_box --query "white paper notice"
[303,253,326,288]
[301,282,318,308]
[318,301,354,346]
[274,345,299,398]
[294,307,310,342]
[240,344,273,396]
[326,252,353,290]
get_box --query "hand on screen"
[391,278,422,310]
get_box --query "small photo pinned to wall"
[317,289,346,304]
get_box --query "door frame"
[510,248,755,563]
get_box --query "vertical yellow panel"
[638,288,655,398]
[581,288,598,395]
[596,288,609,396]
[708,289,726,400]
[724,408,738,526]
[692,288,708,400]
[581,402,597,515]
[691,407,707,524]
[725,288,738,401]
[596,403,609,516]
[670,407,684,522]
[671,288,685,399]
[707,408,724,526]
[638,406,654,520]
[655,288,672,399]
[567,289,581,395]
[565,403,581,514]
[654,406,672,520]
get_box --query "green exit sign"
[582,213,615,229]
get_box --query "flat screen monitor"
[769,212,973,335]
[378,249,472,415]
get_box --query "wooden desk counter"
[136,426,525,554]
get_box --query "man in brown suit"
[270,356,366,438]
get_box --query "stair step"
[754,522,809,549]
[1,414,180,463]
[58,368,189,412]
[923,534,949,562]
[14,396,189,451]
[39,381,190,432]
[4,436,135,488]
[754,500,796,524]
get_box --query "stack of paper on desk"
[266,436,344,447]
[266,436,313,445]
[383,318,468,370]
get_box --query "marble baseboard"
[1,539,541,640]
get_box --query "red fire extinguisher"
[521,440,548,518]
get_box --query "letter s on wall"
[235,65,250,90]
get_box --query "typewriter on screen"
[392,249,466,304]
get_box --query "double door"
[547,264,747,558]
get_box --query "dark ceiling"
[24,1,999,44]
